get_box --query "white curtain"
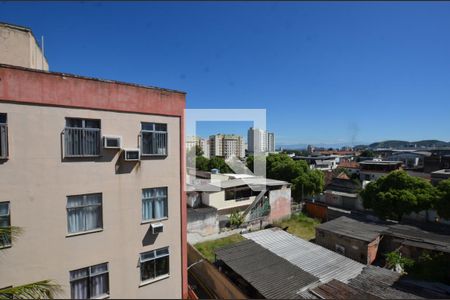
[67,195,101,233]
[67,196,85,233]
[142,188,167,220]
[70,268,88,299]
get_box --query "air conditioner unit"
[151,222,164,234]
[123,148,140,161]
[103,136,122,149]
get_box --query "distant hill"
[368,140,450,149]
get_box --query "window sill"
[140,154,168,158]
[66,228,103,238]
[141,217,168,225]
[91,294,110,300]
[139,274,170,287]
[0,245,12,250]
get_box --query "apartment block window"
[0,202,11,248]
[64,118,101,157]
[142,187,168,221]
[140,247,169,282]
[67,193,102,234]
[0,114,8,159]
[70,263,109,299]
[141,123,167,156]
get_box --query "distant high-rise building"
[248,127,275,154]
[186,136,210,158]
[209,134,245,159]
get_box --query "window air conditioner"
[103,136,122,149]
[151,222,164,234]
[123,148,140,161]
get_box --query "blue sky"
[2,2,450,147]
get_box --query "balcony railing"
[0,123,8,159]
[64,127,101,157]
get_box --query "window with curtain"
[140,247,169,282]
[141,122,167,156]
[70,263,109,299]
[142,187,168,221]
[0,202,11,248]
[67,193,102,234]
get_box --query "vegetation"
[385,250,415,274]
[247,154,325,201]
[194,234,245,262]
[359,149,375,157]
[436,179,450,219]
[194,155,233,173]
[0,227,61,299]
[229,211,244,227]
[274,213,320,241]
[360,171,439,221]
[408,251,450,283]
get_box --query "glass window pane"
[84,206,101,231]
[155,124,167,131]
[90,263,108,275]
[71,279,88,299]
[0,202,9,216]
[155,256,169,277]
[140,251,155,262]
[0,114,6,124]
[141,123,154,131]
[142,198,153,221]
[85,194,101,205]
[90,273,109,297]
[156,248,169,257]
[66,118,83,128]
[67,208,86,233]
[70,268,89,280]
[84,119,100,129]
[67,196,84,208]
[140,260,155,281]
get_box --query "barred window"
[64,118,101,157]
[141,123,167,156]
[0,113,8,159]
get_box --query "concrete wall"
[315,229,378,265]
[187,207,219,236]
[268,187,291,222]
[0,24,49,70]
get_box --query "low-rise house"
[320,176,363,211]
[359,160,403,181]
[431,169,450,185]
[315,217,387,264]
[294,155,338,171]
[385,151,431,170]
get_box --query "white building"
[248,127,275,154]
[209,134,245,159]
[186,136,210,158]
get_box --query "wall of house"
[202,191,255,212]
[315,229,375,264]
[268,187,291,222]
[0,25,49,70]
[0,62,188,299]
[187,207,219,237]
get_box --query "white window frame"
[64,118,101,158]
[142,187,168,222]
[0,201,11,248]
[140,122,168,156]
[139,247,170,283]
[66,193,103,235]
[70,262,109,299]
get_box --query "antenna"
[41,35,45,70]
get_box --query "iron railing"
[0,123,8,159]
[64,127,101,157]
[141,131,167,156]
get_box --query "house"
[0,63,187,297]
[359,160,403,181]
[385,151,431,170]
[431,169,450,185]
[320,176,363,211]
[315,217,387,264]
[216,228,425,299]
[294,155,339,171]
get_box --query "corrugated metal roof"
[316,216,387,242]
[243,228,365,283]
[310,279,381,299]
[215,239,319,299]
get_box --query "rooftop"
[215,239,319,299]
[243,228,365,283]
[316,216,387,242]
[360,160,403,166]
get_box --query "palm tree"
[0,227,62,299]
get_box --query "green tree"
[436,179,450,219]
[360,170,439,221]
[292,170,324,200]
[0,227,62,299]
[195,145,204,157]
[360,149,375,157]
[196,156,210,171]
[385,250,415,274]
[208,157,232,173]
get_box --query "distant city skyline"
[1,2,450,144]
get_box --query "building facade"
[0,23,49,71]
[0,65,187,299]
[209,134,245,159]
[247,127,275,154]
[186,136,210,158]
